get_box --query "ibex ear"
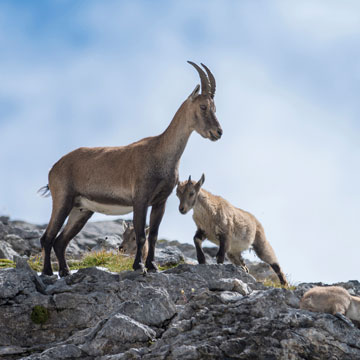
[189,84,200,100]
[195,173,205,191]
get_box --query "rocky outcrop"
[0,217,271,280]
[0,217,128,259]
[1,217,360,359]
[0,258,359,359]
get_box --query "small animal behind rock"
[119,223,149,262]
[300,286,360,324]
[176,174,288,286]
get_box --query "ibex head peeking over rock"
[119,223,149,262]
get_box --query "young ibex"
[119,223,149,262]
[300,286,360,323]
[176,174,288,286]
[39,62,222,277]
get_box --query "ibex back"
[39,62,222,277]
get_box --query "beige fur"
[300,286,360,322]
[176,174,288,286]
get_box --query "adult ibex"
[39,62,222,277]
[176,174,288,286]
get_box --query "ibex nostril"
[217,129,223,137]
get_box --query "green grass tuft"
[69,250,134,273]
[30,305,49,325]
[158,259,185,272]
[0,258,15,268]
[0,251,182,274]
[28,255,43,272]
[261,278,297,290]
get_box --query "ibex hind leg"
[132,202,148,273]
[146,201,166,272]
[216,233,230,264]
[227,252,249,273]
[41,198,73,276]
[252,230,288,287]
[53,208,93,277]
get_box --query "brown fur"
[40,62,222,277]
[176,174,288,286]
[300,286,360,322]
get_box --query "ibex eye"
[190,191,195,196]
[200,105,207,111]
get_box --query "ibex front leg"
[216,233,229,264]
[133,203,148,273]
[146,200,166,272]
[194,228,206,264]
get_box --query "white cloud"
[0,1,359,284]
[277,0,360,45]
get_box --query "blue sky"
[0,0,359,283]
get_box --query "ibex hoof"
[146,261,159,273]
[59,268,70,278]
[41,268,53,277]
[241,265,249,273]
[133,262,147,275]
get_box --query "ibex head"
[119,222,149,260]
[187,62,223,141]
[176,174,205,214]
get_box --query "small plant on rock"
[30,305,49,325]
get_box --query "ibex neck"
[194,189,213,214]
[158,100,193,164]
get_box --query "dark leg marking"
[193,228,206,264]
[216,233,229,264]
[270,263,288,286]
[132,202,148,272]
[53,208,93,277]
[146,201,167,272]
[41,199,73,276]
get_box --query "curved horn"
[187,61,210,95]
[201,63,216,98]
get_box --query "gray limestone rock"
[0,240,19,260]
[1,263,359,359]
[154,246,185,267]
[1,218,360,359]
[81,313,156,356]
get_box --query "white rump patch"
[77,197,133,215]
